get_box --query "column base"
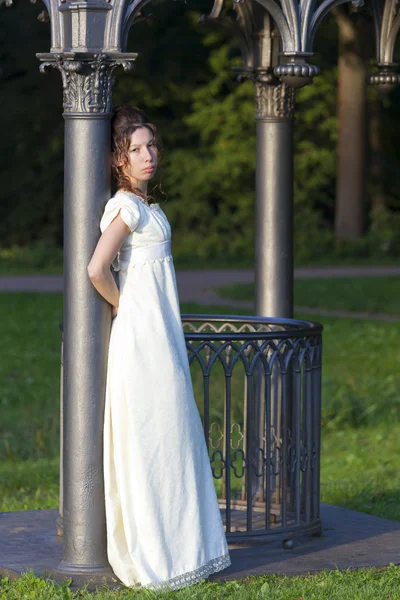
[53,561,121,590]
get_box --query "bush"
[0,238,63,272]
[293,206,400,265]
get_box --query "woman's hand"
[112,304,119,319]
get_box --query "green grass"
[2,566,400,599]
[1,295,400,596]
[2,424,400,598]
[215,277,400,314]
[312,314,400,429]
[1,295,399,464]
[0,458,60,512]
[2,424,400,518]
[0,294,62,461]
[320,424,400,521]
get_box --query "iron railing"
[182,314,323,546]
[58,313,323,548]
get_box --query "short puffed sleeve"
[100,193,141,234]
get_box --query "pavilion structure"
[1,0,399,587]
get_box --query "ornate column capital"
[254,69,295,120]
[37,52,137,115]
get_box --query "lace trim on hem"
[141,551,231,592]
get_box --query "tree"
[333,6,371,240]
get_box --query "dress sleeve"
[100,194,141,234]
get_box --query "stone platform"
[1,503,400,586]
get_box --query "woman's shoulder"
[100,190,142,233]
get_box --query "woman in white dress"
[87,105,231,591]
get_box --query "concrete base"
[1,504,400,587]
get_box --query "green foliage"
[0,1,64,246]
[1,8,400,266]
[294,206,400,265]
[294,66,338,217]
[0,239,63,273]
[164,36,256,262]
[368,205,400,256]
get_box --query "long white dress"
[100,190,231,591]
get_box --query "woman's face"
[125,126,158,184]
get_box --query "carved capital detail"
[255,76,295,119]
[38,53,136,114]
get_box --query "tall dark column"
[254,71,294,318]
[38,52,135,585]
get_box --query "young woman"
[87,105,231,591]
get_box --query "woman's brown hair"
[111,105,163,204]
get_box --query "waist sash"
[115,240,172,271]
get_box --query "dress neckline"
[117,189,159,210]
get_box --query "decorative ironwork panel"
[183,315,323,542]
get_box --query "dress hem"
[138,551,231,591]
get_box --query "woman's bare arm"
[87,213,131,309]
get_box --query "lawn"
[1,293,399,464]
[2,566,400,599]
[1,288,400,597]
[214,277,400,315]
